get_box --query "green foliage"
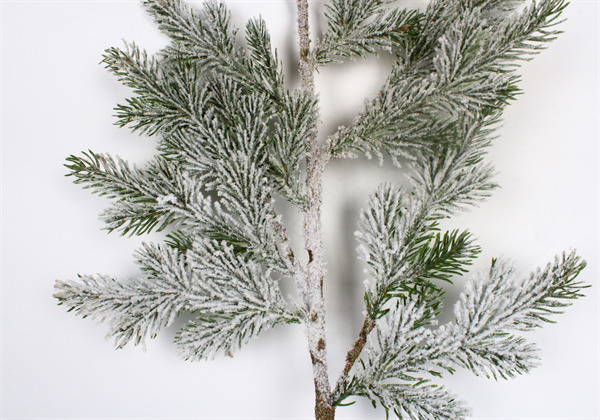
[65,151,188,235]
[327,0,568,161]
[174,240,300,360]
[358,157,485,321]
[55,0,587,418]
[59,0,309,358]
[336,252,588,411]
[314,0,422,64]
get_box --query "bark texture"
[333,317,376,402]
[295,1,335,419]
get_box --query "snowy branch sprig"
[328,0,568,161]
[55,239,300,356]
[58,0,312,361]
[314,0,422,64]
[335,251,587,416]
[56,0,587,418]
[357,184,481,321]
[65,151,197,235]
[174,239,300,360]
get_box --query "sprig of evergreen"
[357,184,481,321]
[55,0,587,418]
[327,0,568,161]
[335,252,587,415]
[57,0,307,361]
[56,240,299,355]
[314,0,422,64]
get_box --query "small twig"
[333,316,376,403]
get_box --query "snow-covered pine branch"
[55,240,300,356]
[335,251,587,415]
[329,0,568,160]
[65,148,288,272]
[104,1,318,206]
[455,251,587,337]
[58,0,311,364]
[102,43,206,136]
[55,244,199,348]
[55,0,589,418]
[355,110,499,321]
[335,301,471,419]
[65,152,194,235]
[314,0,422,64]
[155,9,307,202]
[357,184,481,321]
[407,114,499,213]
[144,0,238,70]
[175,240,300,360]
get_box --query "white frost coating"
[157,193,178,206]
[56,0,587,417]
[344,300,469,418]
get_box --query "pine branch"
[65,148,288,273]
[100,201,175,236]
[335,301,470,418]
[108,2,318,205]
[143,0,237,67]
[357,184,481,320]
[103,43,206,136]
[175,240,300,360]
[245,17,285,100]
[356,381,470,420]
[72,77,293,270]
[335,110,499,404]
[55,273,183,347]
[314,0,422,64]
[55,240,299,355]
[54,245,199,348]
[268,91,318,207]
[104,34,314,204]
[446,253,587,379]
[336,248,586,411]
[164,162,290,274]
[455,251,588,336]
[330,0,567,160]
[66,151,149,201]
[65,152,192,235]
[339,251,587,399]
[454,331,540,380]
[56,0,587,417]
[145,0,287,104]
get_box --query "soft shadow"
[284,0,300,87]
[336,197,364,334]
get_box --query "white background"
[1,0,598,419]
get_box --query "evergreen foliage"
[55,0,588,418]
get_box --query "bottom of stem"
[315,400,335,420]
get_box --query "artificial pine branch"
[55,0,588,418]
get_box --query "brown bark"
[333,317,376,402]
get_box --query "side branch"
[333,316,375,403]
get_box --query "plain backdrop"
[1,0,598,419]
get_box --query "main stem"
[296,1,335,419]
